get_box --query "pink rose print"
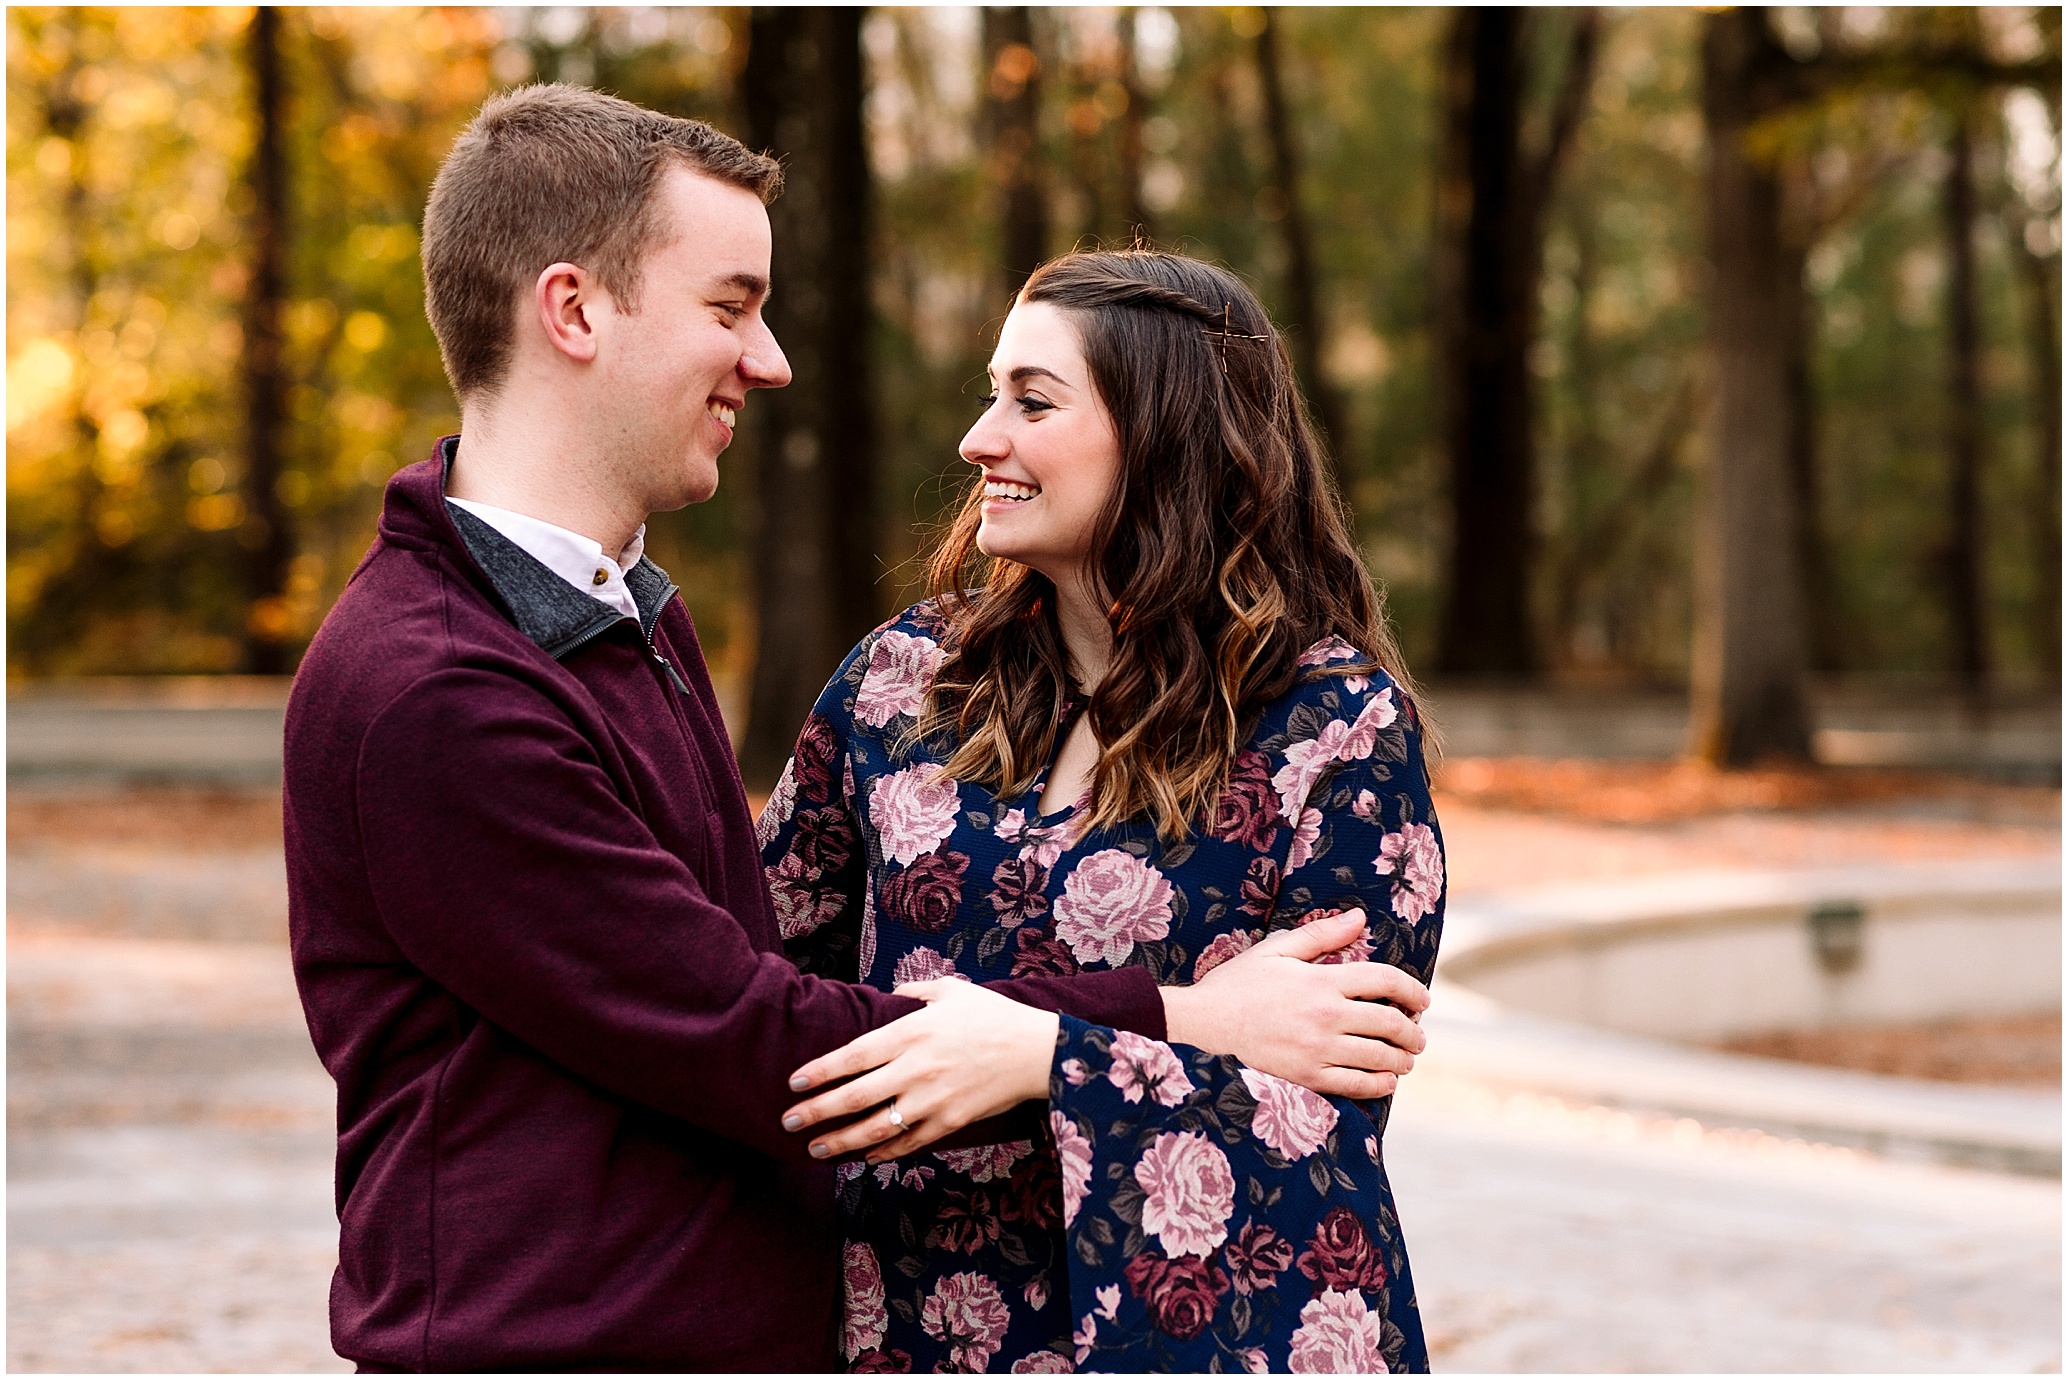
[1094,1284,1121,1320]
[1300,908,1374,966]
[1023,1276,1049,1311]
[755,758,797,849]
[1223,1220,1295,1296]
[1297,635,1360,667]
[1010,1351,1073,1373]
[921,1271,1012,1372]
[1060,1058,1091,1085]
[870,766,961,866]
[855,630,944,728]
[1352,789,1381,823]
[994,807,1029,842]
[858,884,878,976]
[1020,812,1082,871]
[1192,928,1256,980]
[841,1241,889,1360]
[892,947,963,986]
[1286,805,1323,871]
[1134,1130,1237,1259]
[1271,719,1350,824]
[1241,1066,1339,1160]
[936,1139,1032,1184]
[1051,1110,1093,1227]
[1107,1031,1195,1107]
[767,852,846,939]
[1374,821,1444,924]
[1287,1288,1389,1374]
[1052,849,1174,965]
[1073,1315,1097,1366]
[1337,688,1399,761]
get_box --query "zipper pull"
[653,651,691,694]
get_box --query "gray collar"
[438,440,678,661]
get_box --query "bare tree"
[1941,104,1991,701]
[741,7,878,787]
[1433,7,1599,680]
[1252,7,1344,463]
[241,6,296,674]
[983,7,1049,297]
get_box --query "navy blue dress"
[759,603,1445,1373]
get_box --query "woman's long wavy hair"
[917,250,1424,841]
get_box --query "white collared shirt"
[447,498,646,625]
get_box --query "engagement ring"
[887,1099,904,1129]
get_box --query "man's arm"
[355,665,930,1165]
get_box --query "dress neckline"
[1027,686,1092,824]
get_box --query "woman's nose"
[958,406,1009,468]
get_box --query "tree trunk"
[1433,8,1532,678]
[1254,7,1345,463]
[983,7,1048,296]
[1941,105,1990,700]
[241,6,295,674]
[741,7,878,788]
[1688,8,1813,764]
[1777,224,1842,674]
[2011,208,2061,684]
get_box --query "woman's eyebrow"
[1006,365,1070,388]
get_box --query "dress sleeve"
[1046,674,1442,1373]
[758,645,872,984]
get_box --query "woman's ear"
[534,261,603,363]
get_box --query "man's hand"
[1162,910,1429,1100]
[780,979,1060,1163]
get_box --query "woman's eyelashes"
[977,392,1054,416]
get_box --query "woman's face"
[959,301,1122,591]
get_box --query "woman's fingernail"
[809,1142,830,1159]
[789,1074,811,1091]
[782,1114,803,1132]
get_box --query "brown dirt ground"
[1714,1013,2061,1088]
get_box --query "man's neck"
[448,404,646,557]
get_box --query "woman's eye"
[977,393,999,409]
[1018,396,1054,415]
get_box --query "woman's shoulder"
[1266,635,1421,737]
[834,599,957,737]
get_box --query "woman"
[760,251,1443,1373]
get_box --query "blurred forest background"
[7,5,2061,781]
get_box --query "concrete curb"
[1431,862,2062,1177]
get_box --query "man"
[285,85,1424,1372]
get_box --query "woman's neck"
[1050,573,1114,695]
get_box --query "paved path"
[8,789,2059,1372]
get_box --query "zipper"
[640,578,691,693]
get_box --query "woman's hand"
[1161,910,1430,1100]
[781,979,1060,1163]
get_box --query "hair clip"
[1206,303,1270,377]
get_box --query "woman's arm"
[779,913,1428,1160]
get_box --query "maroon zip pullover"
[284,441,1164,1371]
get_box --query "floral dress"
[758,603,1445,1374]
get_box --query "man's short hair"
[421,84,782,402]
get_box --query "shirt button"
[592,568,609,586]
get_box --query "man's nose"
[740,319,792,390]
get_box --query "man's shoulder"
[288,537,543,745]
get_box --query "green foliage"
[6,5,2059,692]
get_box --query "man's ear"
[535,261,603,363]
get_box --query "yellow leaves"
[189,456,228,494]
[34,136,73,179]
[187,493,244,532]
[347,223,417,262]
[344,311,387,352]
[157,210,201,250]
[7,338,76,433]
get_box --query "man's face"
[597,166,790,512]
